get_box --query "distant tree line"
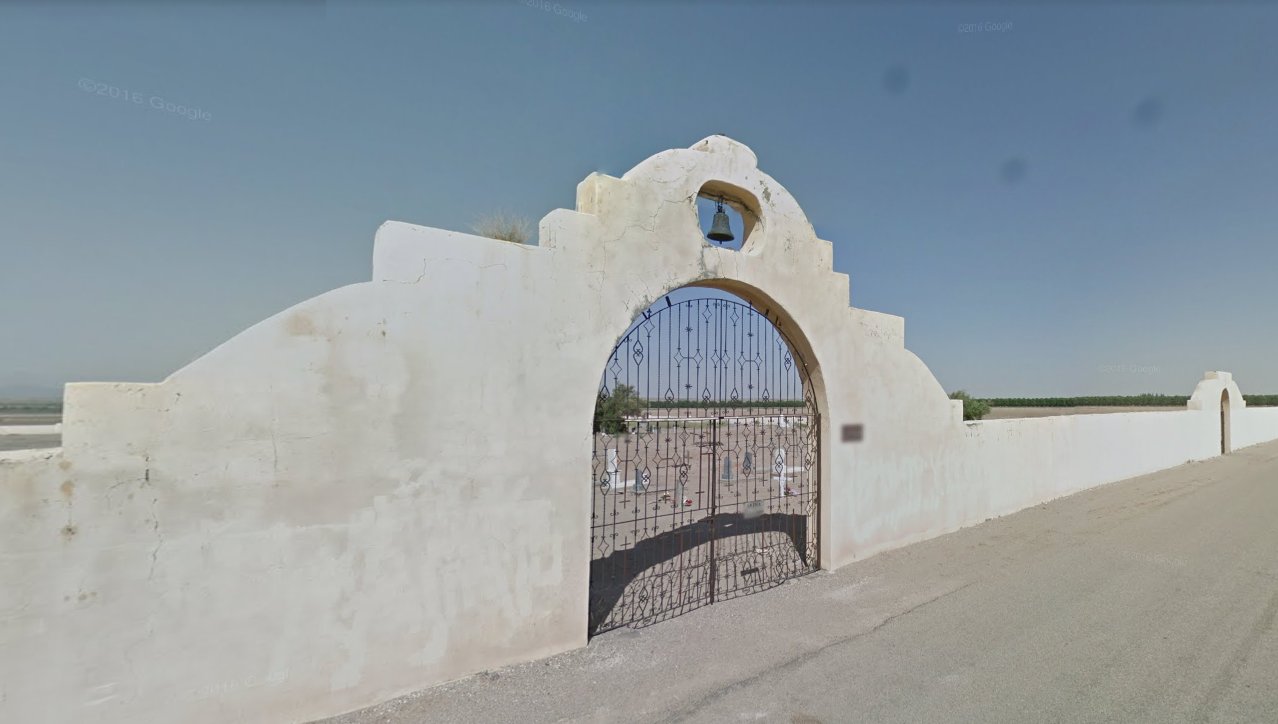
[593,387,810,434]
[949,391,991,421]
[985,394,1278,407]
[646,399,807,409]
[987,394,1188,407]
[0,401,61,413]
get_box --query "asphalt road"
[322,440,1278,723]
[0,434,60,451]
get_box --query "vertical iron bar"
[708,417,718,605]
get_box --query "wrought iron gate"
[589,297,819,634]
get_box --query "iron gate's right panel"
[589,297,819,635]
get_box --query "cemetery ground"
[322,438,1278,724]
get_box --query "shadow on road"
[588,511,809,635]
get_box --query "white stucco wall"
[1232,407,1278,449]
[2,136,1275,724]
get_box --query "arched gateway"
[589,295,819,633]
[1221,389,1232,454]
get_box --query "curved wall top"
[1187,371,1245,411]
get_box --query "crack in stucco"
[401,257,431,286]
[393,258,510,285]
[601,193,695,246]
[147,494,162,581]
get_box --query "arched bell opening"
[696,181,762,253]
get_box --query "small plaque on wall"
[842,424,864,442]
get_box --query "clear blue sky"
[2,1,1276,399]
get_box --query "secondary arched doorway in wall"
[588,290,820,635]
[1221,389,1231,454]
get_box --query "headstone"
[606,448,619,491]
[774,448,788,496]
[743,451,754,475]
[721,455,733,481]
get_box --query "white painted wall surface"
[1,137,1275,724]
[1232,407,1278,450]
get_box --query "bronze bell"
[706,198,734,243]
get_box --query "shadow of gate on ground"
[588,511,811,635]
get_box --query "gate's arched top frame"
[599,295,818,408]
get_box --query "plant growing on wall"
[594,384,644,434]
[472,212,532,243]
[949,390,991,421]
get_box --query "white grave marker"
[606,448,620,491]
[774,447,787,496]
